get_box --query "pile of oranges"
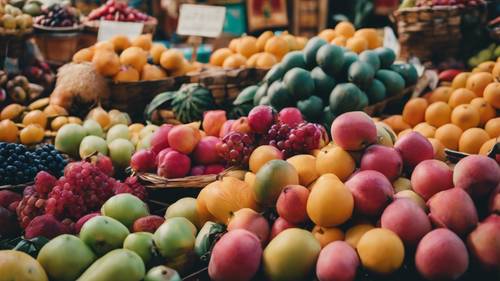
[318,21,382,54]
[383,60,499,158]
[72,34,200,82]
[209,31,308,69]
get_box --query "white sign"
[97,20,144,42]
[383,27,400,58]
[177,4,226,38]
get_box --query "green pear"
[79,216,129,256]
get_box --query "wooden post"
[187,35,202,62]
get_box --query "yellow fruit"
[475,61,496,73]
[451,104,480,131]
[392,177,411,192]
[22,110,47,129]
[0,250,48,281]
[357,228,405,274]
[485,117,500,138]
[237,36,258,58]
[20,124,44,144]
[424,101,451,127]
[160,49,185,70]
[383,115,411,134]
[335,21,355,38]
[0,119,18,142]
[413,122,436,138]
[318,29,337,42]
[92,50,120,76]
[222,54,247,68]
[286,154,319,186]
[451,72,472,89]
[249,145,283,173]
[87,107,111,129]
[315,146,356,181]
[72,48,94,63]
[354,28,381,49]
[459,128,490,154]
[141,64,167,81]
[264,36,289,60]
[51,116,68,131]
[119,47,147,71]
[428,138,446,161]
[295,36,308,50]
[43,104,68,116]
[345,224,374,248]
[246,53,261,68]
[256,31,273,51]
[469,97,496,126]
[110,35,131,52]
[483,82,500,109]
[307,174,353,227]
[244,172,256,189]
[131,34,153,51]
[94,41,114,52]
[150,43,167,65]
[331,36,347,47]
[448,88,476,108]
[428,86,453,103]
[479,138,498,155]
[402,97,428,127]
[435,124,463,150]
[312,225,344,248]
[466,72,494,97]
[113,65,140,82]
[256,52,277,68]
[346,37,368,53]
[129,123,144,134]
[281,34,299,51]
[228,38,240,53]
[68,117,82,125]
[210,48,233,66]
[492,62,500,79]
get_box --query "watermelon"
[171,84,216,123]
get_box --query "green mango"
[101,193,150,228]
[80,216,130,256]
[76,249,145,281]
[154,217,197,259]
[123,232,155,264]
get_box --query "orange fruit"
[413,122,436,138]
[475,61,496,73]
[398,128,412,138]
[483,82,500,109]
[383,115,411,134]
[335,21,355,38]
[120,46,147,71]
[22,110,47,129]
[236,36,258,58]
[160,49,185,70]
[287,154,319,186]
[424,101,451,127]
[20,124,44,145]
[357,228,405,275]
[43,104,68,116]
[92,50,120,76]
[485,117,500,138]
[72,48,94,63]
[451,104,480,131]
[222,54,247,68]
[354,28,381,49]
[281,34,298,51]
[256,53,277,69]
[94,41,114,52]
[331,36,347,47]
[113,65,140,82]
[458,128,490,154]
[210,48,233,66]
[428,138,446,161]
[492,62,500,80]
[315,146,356,181]
[68,117,82,125]
[402,98,428,126]
[295,36,308,50]
[312,226,344,248]
[246,53,261,68]
[448,88,476,108]
[427,86,452,103]
[141,64,167,81]
[318,29,337,42]
[465,72,494,97]
[0,119,18,142]
[150,43,167,65]
[434,124,463,150]
[110,35,131,52]
[264,36,289,60]
[228,38,240,53]
[451,72,472,89]
[131,34,153,51]
[256,31,273,51]
[249,145,283,173]
[50,116,68,131]
[479,138,498,155]
[469,97,496,126]
[346,37,368,53]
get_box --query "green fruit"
[283,68,315,100]
[37,235,96,281]
[106,124,130,144]
[376,69,406,96]
[123,232,155,264]
[311,67,336,102]
[494,45,500,58]
[359,91,369,109]
[101,194,149,228]
[297,95,323,122]
[348,61,375,89]
[144,266,181,281]
[83,119,104,138]
[254,83,268,106]
[329,83,365,115]
[337,51,358,82]
[303,37,328,68]
[136,133,153,151]
[316,44,344,75]
[322,107,336,129]
[264,64,285,84]
[263,228,321,281]
[367,79,387,104]
[154,217,197,259]
[80,216,130,256]
[79,135,108,159]
[55,123,86,157]
[233,85,258,106]
[374,47,396,68]
[259,96,270,105]
[171,84,215,124]
[108,138,135,168]
[194,221,217,257]
[359,50,381,70]
[23,3,42,16]
[389,63,418,86]
[281,51,307,72]
[268,80,294,110]
[253,159,299,206]
[76,249,145,281]
[165,197,201,228]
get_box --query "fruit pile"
[72,34,199,81]
[318,22,383,53]
[384,60,499,157]
[0,1,34,33]
[0,73,44,105]
[34,3,80,28]
[468,43,500,68]
[209,31,308,69]
[87,0,149,22]
[400,0,485,8]
[242,33,417,127]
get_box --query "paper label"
[177,4,226,38]
[383,27,400,58]
[97,20,144,42]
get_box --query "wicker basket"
[33,27,83,66]
[363,86,415,116]
[392,3,487,61]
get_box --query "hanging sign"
[177,4,226,38]
[97,20,144,42]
